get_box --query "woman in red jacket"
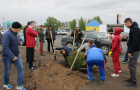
[108,27,122,77]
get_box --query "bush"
[67,50,86,70]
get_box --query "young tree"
[78,17,86,30]
[88,16,103,24]
[70,19,76,30]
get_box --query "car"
[120,32,129,41]
[17,31,25,46]
[17,31,37,46]
[1,30,8,35]
[61,32,115,54]
[99,32,110,38]
[57,30,68,35]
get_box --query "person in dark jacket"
[108,27,122,77]
[2,22,26,90]
[38,25,45,56]
[26,21,37,71]
[123,18,140,87]
[71,27,83,47]
[45,25,56,53]
[54,47,72,64]
[23,22,31,63]
[23,22,30,46]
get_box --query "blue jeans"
[75,42,81,47]
[124,48,129,62]
[87,60,106,80]
[2,55,24,86]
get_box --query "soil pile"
[24,61,88,90]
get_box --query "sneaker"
[124,79,132,82]
[122,61,127,64]
[47,51,50,53]
[3,84,13,89]
[118,70,121,73]
[29,67,36,71]
[99,79,104,84]
[126,82,137,87]
[16,85,26,90]
[111,73,119,77]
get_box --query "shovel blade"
[38,60,41,67]
[54,54,57,61]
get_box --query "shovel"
[72,33,76,52]
[67,35,87,75]
[50,31,57,61]
[36,34,41,67]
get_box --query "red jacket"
[26,27,37,48]
[111,27,122,53]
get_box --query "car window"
[93,32,106,39]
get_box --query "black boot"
[126,82,137,87]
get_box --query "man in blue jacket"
[54,47,72,64]
[2,22,26,90]
[85,45,106,84]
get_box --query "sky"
[0,0,140,26]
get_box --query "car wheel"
[66,43,73,48]
[100,45,109,55]
[20,40,24,46]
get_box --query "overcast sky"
[0,0,140,26]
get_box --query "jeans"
[124,48,129,62]
[75,42,81,47]
[87,60,106,80]
[2,55,24,86]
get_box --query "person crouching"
[85,45,106,84]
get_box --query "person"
[2,22,26,90]
[71,27,83,47]
[122,48,129,63]
[38,25,45,56]
[123,18,140,87]
[23,22,31,63]
[54,47,72,64]
[108,27,122,77]
[77,40,95,53]
[45,25,56,53]
[26,21,37,71]
[23,22,30,46]
[85,45,106,84]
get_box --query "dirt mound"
[24,61,88,90]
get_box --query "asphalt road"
[36,35,140,61]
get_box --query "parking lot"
[36,35,140,61]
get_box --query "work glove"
[108,51,112,56]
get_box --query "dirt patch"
[0,45,140,90]
[24,62,89,90]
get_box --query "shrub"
[67,50,86,70]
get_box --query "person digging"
[85,45,106,84]
[53,47,72,65]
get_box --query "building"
[86,20,100,31]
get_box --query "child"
[108,27,122,77]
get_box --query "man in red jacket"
[26,21,37,71]
[108,27,122,77]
